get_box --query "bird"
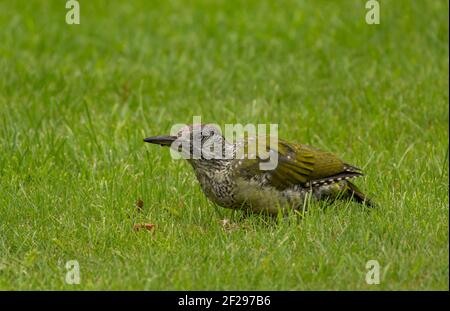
[144,124,373,215]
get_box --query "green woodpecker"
[144,124,373,215]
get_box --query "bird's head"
[144,124,232,169]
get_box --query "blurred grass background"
[0,0,448,289]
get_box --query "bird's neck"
[188,158,231,175]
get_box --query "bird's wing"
[234,138,362,190]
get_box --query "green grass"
[0,0,448,290]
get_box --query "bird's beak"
[143,135,177,147]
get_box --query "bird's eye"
[202,130,215,139]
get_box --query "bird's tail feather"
[346,181,375,207]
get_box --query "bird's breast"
[194,170,237,208]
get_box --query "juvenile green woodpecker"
[144,124,373,215]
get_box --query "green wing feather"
[235,137,362,190]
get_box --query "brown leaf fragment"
[135,199,144,211]
[133,223,155,232]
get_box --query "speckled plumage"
[145,124,373,215]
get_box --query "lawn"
[0,0,448,290]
